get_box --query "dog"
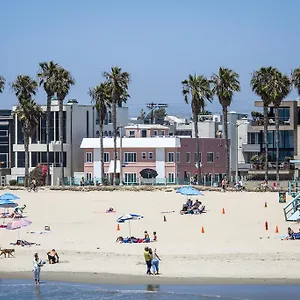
[0,248,15,258]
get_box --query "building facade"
[10,98,128,184]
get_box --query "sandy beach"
[0,189,299,282]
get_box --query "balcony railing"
[251,117,290,126]
[250,162,294,171]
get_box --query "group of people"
[116,230,157,244]
[144,246,161,275]
[181,199,205,215]
[32,249,60,284]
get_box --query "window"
[0,153,8,168]
[142,152,146,160]
[108,131,112,137]
[154,130,158,136]
[124,152,137,163]
[129,130,135,137]
[0,130,8,137]
[149,152,153,159]
[186,152,190,163]
[104,131,108,136]
[17,152,25,168]
[104,152,110,162]
[194,152,202,162]
[161,130,165,136]
[141,129,147,137]
[125,173,137,184]
[108,111,112,123]
[207,152,214,163]
[216,152,220,159]
[168,152,174,162]
[168,173,175,183]
[86,172,92,182]
[86,152,92,163]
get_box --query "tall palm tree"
[89,82,111,184]
[37,61,59,185]
[269,71,291,185]
[211,67,240,181]
[103,67,130,185]
[182,74,213,185]
[251,67,278,182]
[52,67,75,185]
[0,76,5,94]
[11,76,43,187]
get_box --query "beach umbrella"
[0,193,19,201]
[117,213,143,238]
[0,200,18,209]
[176,186,204,196]
[140,168,158,179]
[6,218,32,239]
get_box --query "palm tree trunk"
[59,99,64,185]
[99,113,105,184]
[263,105,269,182]
[112,101,117,185]
[223,106,230,181]
[193,113,201,185]
[275,106,280,185]
[46,94,51,185]
[24,130,30,187]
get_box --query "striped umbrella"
[6,218,32,230]
[117,213,143,238]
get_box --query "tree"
[251,67,278,182]
[137,109,146,121]
[153,107,167,122]
[182,74,213,184]
[52,66,75,185]
[11,75,43,187]
[89,82,111,184]
[0,76,5,94]
[103,67,130,185]
[270,71,291,185]
[37,61,59,185]
[211,67,240,181]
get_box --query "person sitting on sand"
[144,231,150,243]
[282,227,295,240]
[186,199,193,208]
[47,249,59,264]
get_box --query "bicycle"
[27,184,38,192]
[255,184,273,192]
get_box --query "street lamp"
[117,126,123,186]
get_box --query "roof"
[80,137,181,149]
[125,124,169,130]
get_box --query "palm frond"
[0,76,5,93]
[11,75,38,101]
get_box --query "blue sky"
[0,0,300,117]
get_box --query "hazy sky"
[1,0,299,117]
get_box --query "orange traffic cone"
[117,224,120,231]
[164,215,167,222]
[222,208,225,214]
[275,226,279,233]
[265,202,268,208]
[201,226,205,233]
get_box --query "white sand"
[0,189,299,279]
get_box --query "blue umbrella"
[117,213,143,237]
[0,199,18,208]
[176,186,204,196]
[0,193,19,201]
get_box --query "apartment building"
[80,125,227,185]
[10,98,128,185]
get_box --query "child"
[153,231,157,242]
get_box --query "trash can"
[279,191,286,203]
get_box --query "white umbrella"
[116,213,143,238]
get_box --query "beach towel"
[27,231,50,234]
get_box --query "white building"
[9,98,128,185]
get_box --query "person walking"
[151,248,161,275]
[33,253,43,284]
[144,247,152,275]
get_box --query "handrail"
[283,192,300,221]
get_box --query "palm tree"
[11,76,43,187]
[52,66,75,185]
[37,61,59,185]
[0,76,5,93]
[251,67,278,182]
[89,82,111,184]
[182,74,213,185]
[269,71,291,185]
[211,67,240,181]
[103,67,130,185]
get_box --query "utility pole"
[146,103,168,124]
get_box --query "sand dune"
[0,189,299,279]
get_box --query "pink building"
[80,128,227,184]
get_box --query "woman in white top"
[33,253,43,284]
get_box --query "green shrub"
[9,179,17,186]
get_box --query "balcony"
[250,117,291,127]
[248,162,294,175]
[241,143,260,152]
